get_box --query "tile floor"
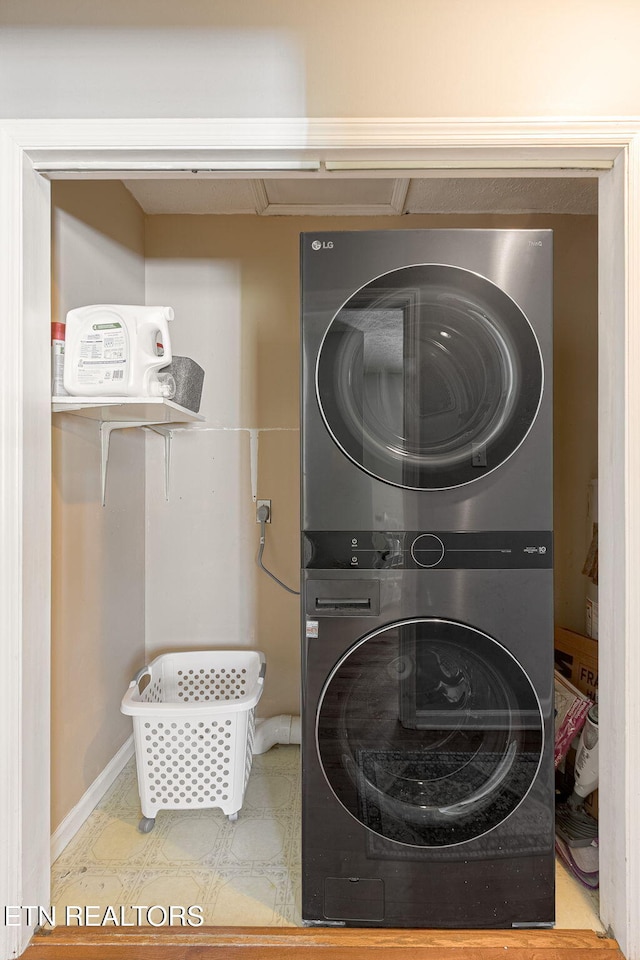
[51,745,301,926]
[51,744,602,930]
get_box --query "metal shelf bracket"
[144,425,175,502]
[100,421,152,506]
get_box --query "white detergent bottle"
[63,304,174,398]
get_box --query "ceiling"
[123,175,598,217]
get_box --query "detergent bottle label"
[77,322,127,385]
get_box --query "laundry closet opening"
[49,174,599,929]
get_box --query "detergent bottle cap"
[152,373,176,399]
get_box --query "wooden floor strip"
[23,926,625,959]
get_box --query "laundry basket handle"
[259,661,267,682]
[130,665,151,689]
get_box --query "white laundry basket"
[121,649,266,832]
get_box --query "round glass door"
[317,619,543,847]
[316,264,543,490]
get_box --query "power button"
[410,534,445,568]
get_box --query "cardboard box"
[554,626,598,701]
[554,626,599,819]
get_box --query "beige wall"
[1,1,640,119]
[144,210,597,719]
[51,181,147,831]
[551,215,599,630]
[143,218,302,717]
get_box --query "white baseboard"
[51,734,135,862]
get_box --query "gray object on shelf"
[161,356,205,413]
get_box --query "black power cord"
[256,504,300,595]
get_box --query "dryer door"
[316,618,544,847]
[316,264,543,490]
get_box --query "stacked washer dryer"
[300,229,555,928]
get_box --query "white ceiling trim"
[390,178,411,213]
[251,176,411,216]
[249,179,269,214]
[13,117,631,171]
[257,202,400,217]
[326,158,613,170]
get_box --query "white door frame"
[1,118,638,960]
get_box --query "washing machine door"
[316,618,544,847]
[316,264,543,490]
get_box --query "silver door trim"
[313,261,545,492]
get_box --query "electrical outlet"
[256,499,271,522]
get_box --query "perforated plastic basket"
[121,650,266,829]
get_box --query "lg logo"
[311,240,334,250]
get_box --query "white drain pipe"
[253,715,301,755]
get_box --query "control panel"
[303,530,553,570]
